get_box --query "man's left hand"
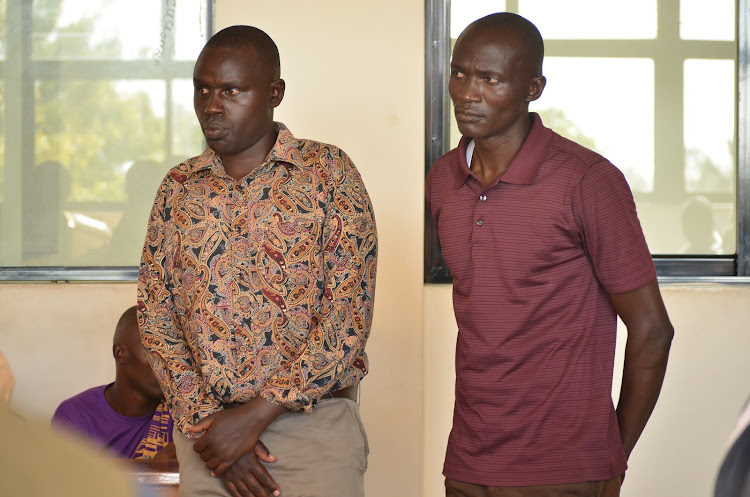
[220,441,280,497]
[152,441,177,460]
[187,396,287,475]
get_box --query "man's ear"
[270,79,285,109]
[527,75,546,103]
[113,344,128,364]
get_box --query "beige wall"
[2,2,750,497]
[2,283,135,415]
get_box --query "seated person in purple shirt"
[52,306,175,459]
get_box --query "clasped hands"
[187,396,288,497]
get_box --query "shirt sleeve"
[137,175,221,434]
[259,149,378,412]
[572,161,656,294]
[51,402,87,434]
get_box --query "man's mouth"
[202,126,225,140]
[454,110,483,122]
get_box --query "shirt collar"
[451,113,553,189]
[185,122,301,177]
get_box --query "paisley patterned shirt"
[137,123,377,434]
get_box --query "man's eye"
[195,87,209,95]
[450,70,465,79]
[485,77,499,84]
[226,89,241,96]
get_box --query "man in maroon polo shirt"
[426,12,674,497]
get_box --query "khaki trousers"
[445,476,622,497]
[174,398,368,497]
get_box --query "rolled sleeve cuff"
[260,386,315,414]
[175,405,223,438]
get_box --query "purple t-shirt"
[51,383,174,458]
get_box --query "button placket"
[476,192,487,226]
[229,184,245,252]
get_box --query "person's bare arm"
[218,442,279,497]
[187,395,287,476]
[152,442,177,460]
[610,278,674,460]
[185,397,285,497]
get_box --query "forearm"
[615,327,672,458]
[235,395,289,436]
[188,394,288,477]
[138,298,219,433]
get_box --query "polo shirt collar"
[452,113,553,189]
[185,122,301,177]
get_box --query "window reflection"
[684,59,735,194]
[0,1,5,60]
[0,0,209,268]
[32,0,161,60]
[519,0,657,40]
[680,0,735,41]
[171,80,205,160]
[35,79,166,204]
[534,57,655,192]
[173,0,209,61]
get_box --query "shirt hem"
[443,465,627,487]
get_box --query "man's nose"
[204,91,223,114]
[457,78,481,103]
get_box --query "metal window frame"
[424,0,750,284]
[0,0,214,282]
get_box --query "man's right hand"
[187,396,287,476]
[220,441,280,497]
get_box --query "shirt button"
[479,195,487,201]
[476,220,483,226]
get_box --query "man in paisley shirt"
[138,25,377,497]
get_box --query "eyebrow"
[192,78,244,89]
[450,64,504,78]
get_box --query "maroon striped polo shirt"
[426,114,656,486]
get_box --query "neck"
[221,127,279,181]
[470,113,532,187]
[105,382,161,418]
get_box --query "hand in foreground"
[220,441,280,497]
[187,396,287,475]
[152,441,177,460]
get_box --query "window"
[0,0,213,280]
[425,0,750,282]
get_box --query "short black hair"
[205,25,281,80]
[465,12,544,77]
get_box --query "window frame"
[424,0,750,284]
[0,0,214,282]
